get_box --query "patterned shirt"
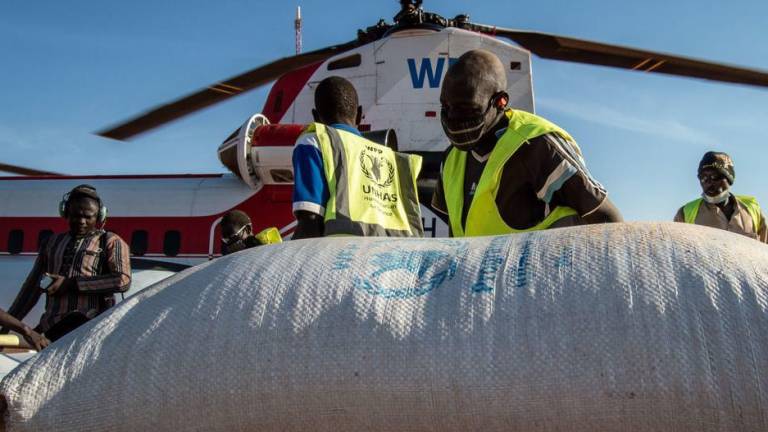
[8,230,131,333]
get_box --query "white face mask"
[702,186,731,204]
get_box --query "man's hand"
[292,211,324,240]
[20,326,49,351]
[46,275,76,296]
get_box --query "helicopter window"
[8,229,23,255]
[273,90,284,113]
[37,229,53,250]
[328,54,362,71]
[131,230,149,256]
[510,62,521,70]
[163,230,181,257]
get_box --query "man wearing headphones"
[5,184,131,342]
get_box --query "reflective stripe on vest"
[308,123,424,237]
[682,195,762,229]
[443,110,578,237]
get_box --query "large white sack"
[2,222,768,431]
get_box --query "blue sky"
[2,0,767,221]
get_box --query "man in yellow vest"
[431,50,622,237]
[291,76,423,238]
[674,151,766,242]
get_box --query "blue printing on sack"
[332,238,570,297]
[331,243,360,270]
[472,236,509,292]
[347,240,467,298]
[555,246,573,270]
[515,239,532,288]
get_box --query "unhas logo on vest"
[360,147,398,203]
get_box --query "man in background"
[5,185,131,341]
[674,151,766,242]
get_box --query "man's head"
[221,210,256,255]
[440,49,509,151]
[312,76,362,127]
[62,185,104,237]
[698,151,735,202]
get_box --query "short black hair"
[221,210,251,229]
[314,76,359,123]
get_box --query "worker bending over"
[291,76,423,238]
[220,210,282,255]
[432,49,622,237]
[674,151,766,242]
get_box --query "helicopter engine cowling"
[218,114,401,189]
[217,114,303,189]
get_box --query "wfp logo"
[407,57,458,89]
[354,241,468,298]
[360,148,395,187]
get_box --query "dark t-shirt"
[431,132,607,231]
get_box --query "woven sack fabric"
[2,222,768,431]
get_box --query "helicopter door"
[371,29,449,154]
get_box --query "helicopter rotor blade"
[468,23,768,88]
[0,163,61,176]
[97,39,362,141]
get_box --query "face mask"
[441,98,504,151]
[702,186,731,204]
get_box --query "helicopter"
[1,0,767,330]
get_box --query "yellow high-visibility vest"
[442,110,578,237]
[682,195,762,229]
[306,123,423,237]
[255,227,282,245]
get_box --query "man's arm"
[758,212,768,243]
[291,132,329,239]
[581,198,623,224]
[534,134,621,224]
[0,308,48,351]
[74,235,131,295]
[673,207,685,223]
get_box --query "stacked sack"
[2,222,768,431]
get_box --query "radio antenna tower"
[294,6,302,54]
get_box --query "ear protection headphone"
[493,92,509,109]
[59,184,108,224]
